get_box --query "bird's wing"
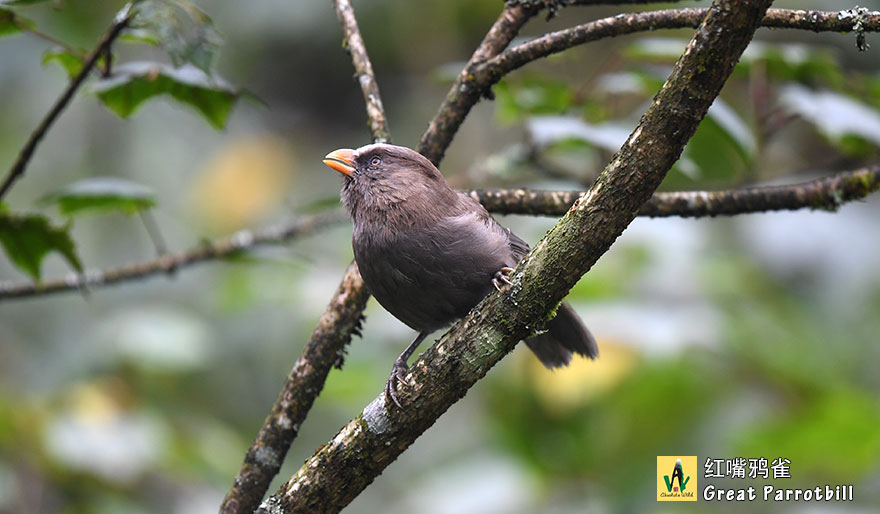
[506,230,530,261]
[455,191,530,261]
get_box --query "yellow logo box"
[657,456,698,501]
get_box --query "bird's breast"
[352,220,506,332]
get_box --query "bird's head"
[323,143,456,221]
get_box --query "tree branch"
[219,1,390,512]
[219,261,368,514]
[12,17,84,57]
[334,0,391,143]
[7,165,877,300]
[0,3,136,200]
[0,211,345,301]
[417,2,542,165]
[479,8,880,85]
[413,7,880,161]
[257,1,774,512]
[416,0,681,162]
[468,165,880,216]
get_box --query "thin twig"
[219,1,391,513]
[417,2,543,165]
[0,211,345,301]
[14,18,84,57]
[468,165,880,216]
[416,1,698,165]
[219,262,368,514]
[5,166,877,300]
[416,7,880,159]
[484,8,880,79]
[334,0,390,143]
[0,3,136,200]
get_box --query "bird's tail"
[524,301,598,368]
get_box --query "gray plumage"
[337,143,598,370]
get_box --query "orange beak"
[323,148,357,177]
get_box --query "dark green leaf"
[0,212,83,280]
[0,7,34,38]
[42,47,85,77]
[663,98,756,186]
[671,114,750,186]
[130,0,222,73]
[92,61,240,129]
[41,177,157,216]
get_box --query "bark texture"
[468,165,880,216]
[220,263,369,514]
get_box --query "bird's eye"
[369,156,381,166]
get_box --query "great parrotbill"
[323,143,597,407]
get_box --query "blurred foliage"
[129,0,221,74]
[492,35,880,188]
[188,137,293,232]
[0,0,242,281]
[41,47,86,77]
[486,251,880,510]
[0,7,33,37]
[41,177,156,217]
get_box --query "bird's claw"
[384,358,409,408]
[492,267,515,291]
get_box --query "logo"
[657,456,697,501]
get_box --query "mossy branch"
[468,165,880,216]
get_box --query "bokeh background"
[1,0,880,513]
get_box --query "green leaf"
[42,47,85,77]
[130,0,222,73]
[670,97,756,185]
[119,27,160,46]
[92,61,240,129]
[41,177,157,216]
[0,10,17,38]
[0,7,34,38]
[494,76,575,124]
[738,41,844,89]
[0,212,83,280]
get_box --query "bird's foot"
[492,267,515,291]
[384,358,409,408]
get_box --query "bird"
[323,143,597,407]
